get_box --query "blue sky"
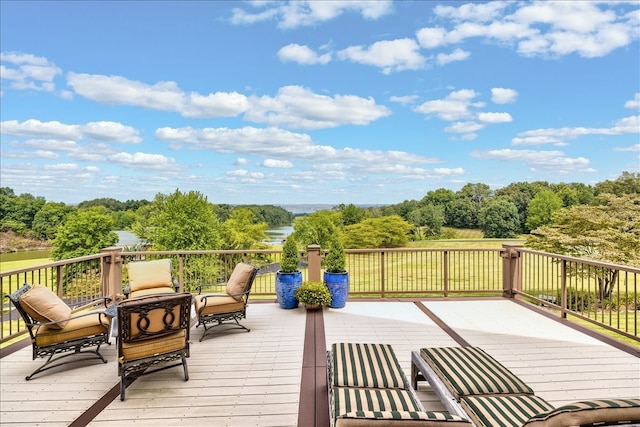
[1,1,639,206]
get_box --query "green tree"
[527,193,640,297]
[343,215,412,248]
[445,197,478,228]
[32,202,75,239]
[478,199,521,238]
[408,204,445,237]
[51,208,118,260]
[337,203,365,226]
[420,188,455,208]
[133,189,222,250]
[222,207,268,250]
[292,211,341,249]
[525,190,563,231]
[594,171,640,196]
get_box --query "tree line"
[1,172,638,267]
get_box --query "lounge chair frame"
[6,284,111,380]
[194,266,258,341]
[117,293,192,400]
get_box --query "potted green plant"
[323,236,349,308]
[294,281,331,310]
[276,237,302,309]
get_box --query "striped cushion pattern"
[420,347,534,400]
[332,343,409,389]
[460,395,555,427]
[523,399,640,427]
[333,387,422,418]
[336,411,472,426]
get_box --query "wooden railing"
[2,245,638,346]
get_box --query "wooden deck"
[1,299,638,426]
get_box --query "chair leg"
[182,357,189,381]
[120,375,126,401]
[26,345,108,380]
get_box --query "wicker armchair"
[6,284,111,380]
[194,263,258,341]
[117,293,192,400]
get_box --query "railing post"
[560,259,567,319]
[443,251,449,297]
[501,244,522,298]
[307,245,322,282]
[380,251,385,298]
[101,246,123,300]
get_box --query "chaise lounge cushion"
[460,395,555,427]
[420,347,534,400]
[522,399,640,427]
[19,285,72,329]
[333,387,423,417]
[225,263,256,301]
[336,411,471,426]
[331,342,410,389]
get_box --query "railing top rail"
[517,248,640,273]
[0,253,107,277]
[119,249,282,256]
[344,247,503,254]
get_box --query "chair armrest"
[32,310,111,330]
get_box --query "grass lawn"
[0,258,52,273]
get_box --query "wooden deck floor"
[1,299,638,426]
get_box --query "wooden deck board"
[1,299,638,426]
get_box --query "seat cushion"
[523,399,640,427]
[420,347,534,400]
[20,285,72,329]
[120,329,187,361]
[333,387,423,418]
[225,263,255,301]
[127,259,174,292]
[34,310,110,346]
[336,411,471,426]
[129,288,176,299]
[195,294,245,315]
[331,343,410,389]
[460,395,555,427]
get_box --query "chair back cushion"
[19,285,72,329]
[127,259,174,292]
[226,263,256,301]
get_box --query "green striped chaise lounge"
[328,342,472,426]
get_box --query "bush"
[280,237,300,273]
[323,237,346,273]
[295,281,331,305]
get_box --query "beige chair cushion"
[120,330,187,361]
[225,263,255,300]
[195,294,245,315]
[20,285,72,329]
[128,259,174,292]
[35,311,110,346]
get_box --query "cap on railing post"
[101,246,123,301]
[501,244,522,298]
[307,244,322,282]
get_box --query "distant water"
[264,226,294,245]
[116,230,143,246]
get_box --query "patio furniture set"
[6,258,258,400]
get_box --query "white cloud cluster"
[273,2,638,73]
[231,0,393,29]
[0,52,61,92]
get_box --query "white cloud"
[625,93,640,109]
[0,52,61,92]
[337,39,425,74]
[246,85,390,129]
[231,1,393,29]
[263,159,294,168]
[436,48,471,65]
[477,112,512,124]
[1,119,142,143]
[277,44,332,64]
[471,148,594,174]
[108,152,178,170]
[491,88,518,104]
[614,144,640,152]
[413,89,478,121]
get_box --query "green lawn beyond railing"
[1,246,638,348]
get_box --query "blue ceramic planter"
[324,271,349,308]
[275,271,302,309]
